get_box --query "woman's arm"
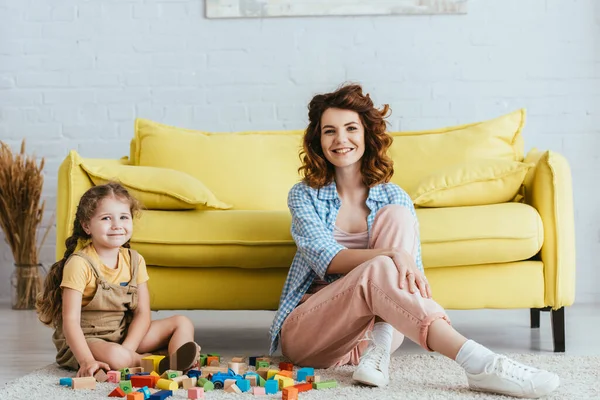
[121,282,151,352]
[62,288,109,376]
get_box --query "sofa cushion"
[412,159,533,207]
[389,109,526,197]
[132,118,304,211]
[131,202,543,269]
[80,158,232,211]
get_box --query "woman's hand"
[77,359,110,377]
[386,249,432,299]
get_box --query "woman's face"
[319,107,366,171]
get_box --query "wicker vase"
[11,263,46,310]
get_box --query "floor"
[1,302,597,387]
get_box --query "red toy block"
[131,375,155,388]
[279,362,294,371]
[109,387,126,397]
[293,382,313,392]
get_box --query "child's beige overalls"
[52,249,140,370]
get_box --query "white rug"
[1,354,598,399]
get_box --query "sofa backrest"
[130,109,525,210]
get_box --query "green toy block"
[199,354,207,366]
[313,379,338,390]
[165,371,178,379]
[256,361,270,369]
[197,378,214,392]
[119,380,133,393]
[119,368,130,380]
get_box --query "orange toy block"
[279,362,294,371]
[126,392,143,400]
[278,370,293,379]
[282,387,299,400]
[109,387,126,397]
[293,382,313,392]
[72,376,96,389]
[206,356,219,366]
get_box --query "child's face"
[319,107,366,172]
[83,196,133,251]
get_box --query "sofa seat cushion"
[132,202,543,270]
[418,202,543,268]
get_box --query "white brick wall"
[1,0,599,303]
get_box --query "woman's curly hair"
[298,83,394,188]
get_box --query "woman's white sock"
[371,322,394,353]
[455,339,496,374]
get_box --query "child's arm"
[121,282,151,352]
[62,288,110,377]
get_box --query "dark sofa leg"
[530,308,541,328]
[551,307,565,352]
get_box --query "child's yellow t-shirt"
[60,245,150,306]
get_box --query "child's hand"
[77,359,110,377]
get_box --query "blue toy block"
[137,372,150,376]
[297,367,315,382]
[187,369,202,379]
[137,386,152,399]
[148,389,173,400]
[265,380,278,394]
[59,377,72,387]
[236,378,251,392]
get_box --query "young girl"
[37,182,200,378]
[269,84,560,398]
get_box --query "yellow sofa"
[55,109,576,352]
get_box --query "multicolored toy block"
[264,380,278,395]
[293,382,313,393]
[126,392,143,400]
[279,362,294,371]
[252,386,266,395]
[282,387,298,400]
[307,375,320,383]
[296,367,314,382]
[109,387,126,397]
[119,380,133,394]
[156,379,178,391]
[119,368,131,380]
[59,377,72,387]
[148,390,173,400]
[72,376,96,390]
[313,379,338,390]
[188,387,204,399]
[141,356,165,374]
[94,369,109,382]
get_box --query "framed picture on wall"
[206,0,468,19]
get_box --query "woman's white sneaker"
[466,355,560,398]
[352,342,390,387]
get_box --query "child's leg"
[88,340,142,370]
[136,315,196,355]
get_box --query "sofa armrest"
[523,149,576,308]
[55,151,125,260]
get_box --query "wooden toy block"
[109,387,126,397]
[228,362,247,375]
[224,378,237,389]
[264,380,278,395]
[231,356,245,363]
[162,370,182,379]
[313,379,338,390]
[188,387,204,399]
[141,355,165,373]
[278,370,293,379]
[293,382,313,392]
[182,377,197,389]
[172,375,189,387]
[138,386,152,399]
[200,366,228,374]
[296,367,315,382]
[156,379,177,391]
[256,367,269,380]
[131,376,155,388]
[267,369,280,380]
[246,375,257,386]
[306,375,320,383]
[59,377,72,386]
[126,392,143,400]
[94,369,109,383]
[224,383,242,394]
[206,356,219,366]
[119,380,133,394]
[282,387,298,400]
[236,378,251,392]
[148,390,173,400]
[252,386,266,395]
[279,362,294,371]
[256,361,270,369]
[255,357,271,363]
[197,378,214,391]
[72,376,96,390]
[129,367,144,374]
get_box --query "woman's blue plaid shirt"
[268,180,423,354]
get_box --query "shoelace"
[358,332,388,371]
[492,356,536,382]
